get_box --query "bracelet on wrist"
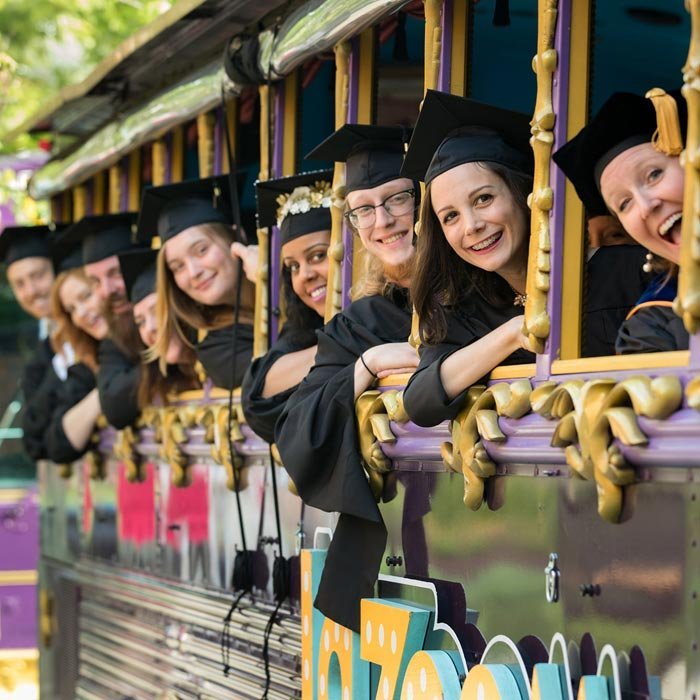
[359,353,377,379]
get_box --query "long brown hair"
[150,222,255,374]
[411,162,533,345]
[50,269,101,372]
[137,354,201,408]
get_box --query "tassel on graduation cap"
[493,0,510,26]
[646,87,684,157]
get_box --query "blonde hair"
[50,269,100,372]
[149,222,254,374]
[350,252,391,300]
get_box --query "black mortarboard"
[50,226,83,272]
[118,249,158,304]
[256,170,333,246]
[305,125,411,194]
[136,175,231,245]
[61,213,139,265]
[552,90,687,217]
[0,225,55,267]
[401,90,533,184]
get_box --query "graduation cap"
[136,175,231,246]
[401,90,533,184]
[0,224,56,267]
[57,213,139,266]
[118,249,158,304]
[305,125,411,194]
[256,170,333,246]
[552,89,687,217]
[49,226,83,273]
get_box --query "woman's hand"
[230,243,259,283]
[506,315,536,353]
[363,342,420,378]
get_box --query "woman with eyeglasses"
[240,171,333,443]
[274,125,420,634]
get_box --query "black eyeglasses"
[344,189,415,230]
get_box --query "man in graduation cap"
[275,125,422,633]
[75,213,145,429]
[0,224,64,459]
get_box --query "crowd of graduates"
[1,87,689,630]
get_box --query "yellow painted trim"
[72,185,87,220]
[209,387,242,401]
[127,150,141,211]
[450,0,470,95]
[92,171,105,215]
[283,71,299,175]
[152,139,168,186]
[559,0,592,360]
[0,489,27,503]
[0,570,37,586]
[356,27,376,124]
[552,351,689,374]
[171,126,185,183]
[61,189,73,222]
[0,649,39,661]
[377,373,413,388]
[175,389,206,402]
[108,164,121,213]
[489,363,537,380]
[197,111,216,178]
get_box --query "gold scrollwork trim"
[196,404,249,492]
[523,0,558,353]
[442,381,533,510]
[355,389,408,499]
[532,375,682,522]
[114,426,145,483]
[676,0,700,333]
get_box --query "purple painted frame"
[538,0,571,378]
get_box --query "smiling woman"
[553,88,689,354]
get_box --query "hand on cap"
[230,242,259,283]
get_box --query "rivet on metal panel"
[544,553,560,603]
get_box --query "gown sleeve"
[97,339,141,429]
[46,363,97,464]
[403,303,533,428]
[241,326,317,444]
[195,323,254,390]
[581,245,651,357]
[274,294,412,632]
[615,303,689,354]
[20,339,62,460]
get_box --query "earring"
[642,251,654,273]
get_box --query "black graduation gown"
[275,287,412,632]
[20,338,63,460]
[403,299,534,428]
[46,362,97,464]
[615,273,687,354]
[97,339,140,429]
[241,320,321,444]
[582,245,651,357]
[195,323,254,390]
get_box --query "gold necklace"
[509,284,527,307]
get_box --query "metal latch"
[544,552,560,603]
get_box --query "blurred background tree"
[0,0,173,153]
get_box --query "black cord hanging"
[219,82,257,678]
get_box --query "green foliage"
[0,0,174,151]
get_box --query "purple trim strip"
[213,108,223,176]
[340,38,362,308]
[269,84,286,344]
[537,0,570,379]
[438,0,453,93]
[690,332,700,369]
[119,158,129,212]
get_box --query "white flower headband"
[275,181,333,226]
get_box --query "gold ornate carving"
[532,376,682,521]
[85,450,105,480]
[675,0,700,333]
[523,0,558,353]
[146,407,190,487]
[114,426,145,482]
[108,164,121,213]
[197,404,249,492]
[196,111,216,178]
[356,389,409,499]
[687,375,700,410]
[423,0,443,92]
[442,381,533,510]
[324,40,351,322]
